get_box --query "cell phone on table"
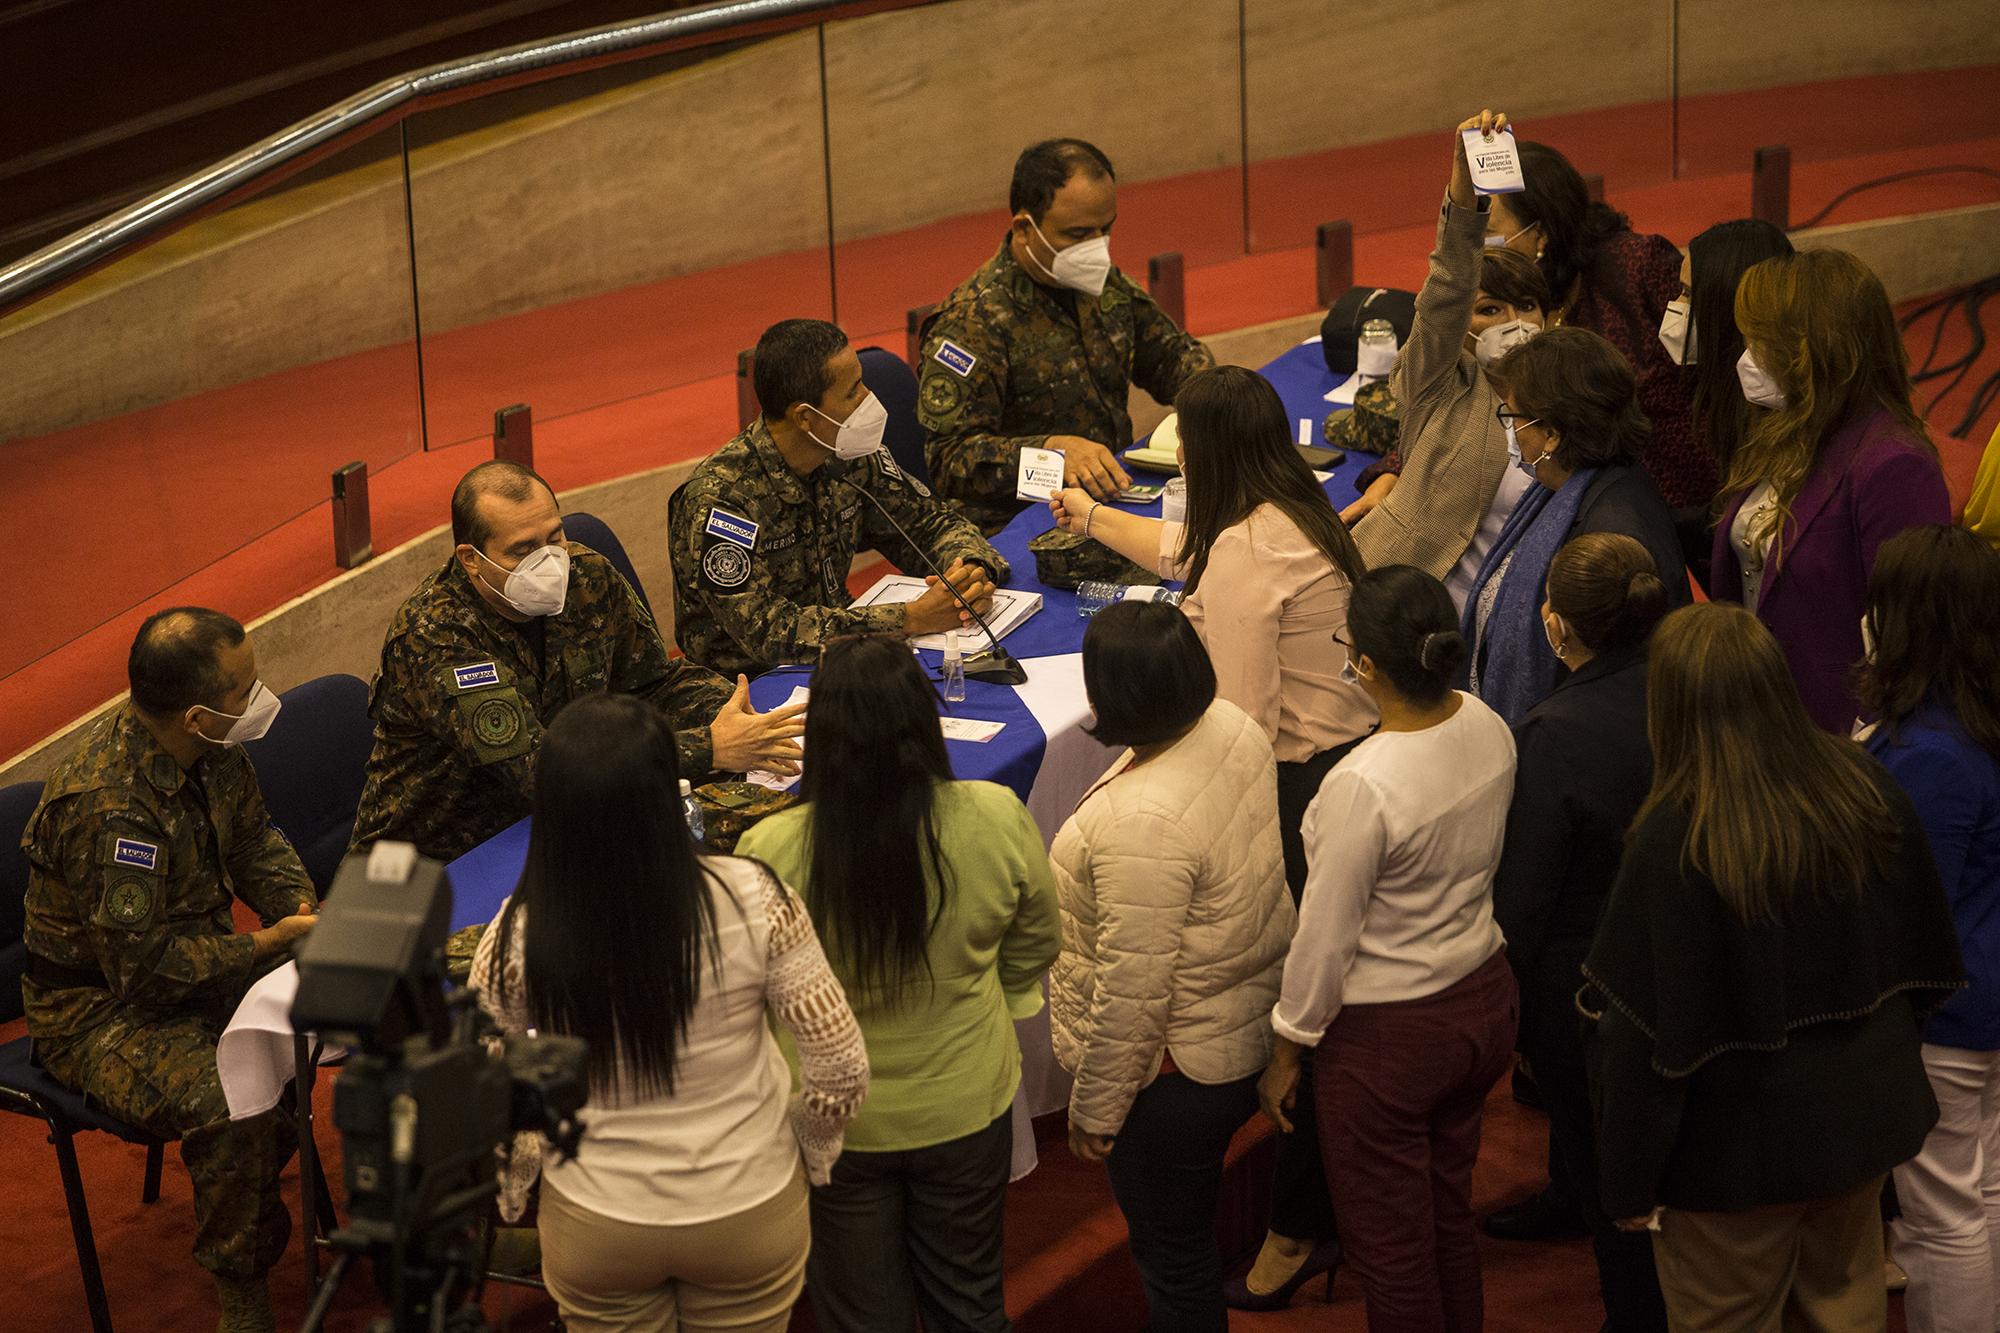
[1296,444,1345,470]
[1117,484,1164,504]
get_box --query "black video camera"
[291,843,588,1331]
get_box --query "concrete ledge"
[1792,202,2000,303]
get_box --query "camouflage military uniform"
[669,421,1010,677]
[348,545,734,863]
[21,705,316,1281]
[917,238,1214,531]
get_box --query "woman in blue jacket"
[1858,524,2000,1333]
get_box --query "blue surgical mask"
[1505,418,1550,475]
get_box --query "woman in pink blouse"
[472,693,867,1333]
[1053,363,1375,1301]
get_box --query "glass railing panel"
[0,128,422,680]
[402,35,836,454]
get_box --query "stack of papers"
[851,574,1043,652]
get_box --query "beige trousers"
[537,1166,809,1332]
[1652,1174,1887,1333]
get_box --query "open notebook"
[851,573,1043,652]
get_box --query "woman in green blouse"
[737,635,1060,1333]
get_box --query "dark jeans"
[1103,1070,1261,1332]
[1522,972,1668,1332]
[806,1110,1013,1333]
[1268,735,1366,1243]
[1318,950,1519,1333]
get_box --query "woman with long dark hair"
[471,694,867,1333]
[1051,363,1374,892]
[1856,526,2000,1331]
[1052,364,1373,1299]
[1486,141,1700,511]
[1583,603,1962,1329]
[1668,219,1794,479]
[737,636,1059,1333]
[1710,247,1951,731]
[1261,565,1520,1331]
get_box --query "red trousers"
[1315,948,1519,1333]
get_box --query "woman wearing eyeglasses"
[737,634,1060,1333]
[1462,327,1689,724]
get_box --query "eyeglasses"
[1494,408,1542,430]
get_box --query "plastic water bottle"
[1357,317,1399,379]
[679,778,705,847]
[1161,476,1188,524]
[1077,582,1185,616]
[941,631,967,703]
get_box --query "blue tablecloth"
[444,339,1364,923]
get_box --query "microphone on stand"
[828,463,1029,685]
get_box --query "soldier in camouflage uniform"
[349,462,805,864]
[918,138,1214,532]
[672,319,1010,678]
[22,608,319,1333]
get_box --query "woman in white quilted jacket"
[1049,600,1297,1333]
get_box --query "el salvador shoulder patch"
[111,836,160,872]
[452,661,501,691]
[704,507,760,550]
[933,340,977,378]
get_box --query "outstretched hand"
[1451,108,1510,209]
[709,675,806,775]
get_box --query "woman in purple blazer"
[1709,249,1950,732]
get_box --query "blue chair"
[0,779,167,1333]
[241,674,374,898]
[564,510,650,613]
[858,346,930,489]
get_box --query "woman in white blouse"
[1053,364,1376,1303]
[471,694,867,1333]
[1259,564,1520,1330]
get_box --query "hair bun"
[1418,629,1467,678]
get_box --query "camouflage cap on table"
[1028,528,1164,590]
[1322,380,1401,455]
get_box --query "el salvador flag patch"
[112,837,159,871]
[934,340,977,377]
[705,508,760,550]
[453,661,501,690]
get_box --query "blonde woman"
[1709,248,1950,731]
[1584,603,1963,1329]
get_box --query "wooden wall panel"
[822,0,1242,243]
[1676,0,2000,92]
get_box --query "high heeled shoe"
[1222,1237,1342,1311]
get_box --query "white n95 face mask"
[1473,319,1537,366]
[476,543,570,617]
[1658,298,1694,365]
[1027,216,1113,297]
[1736,348,1788,409]
[195,681,282,746]
[807,392,888,460]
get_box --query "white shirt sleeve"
[1272,769,1386,1045]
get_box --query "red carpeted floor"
[4,68,2000,761]
[12,993,1907,1333]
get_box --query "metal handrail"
[0,0,936,317]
